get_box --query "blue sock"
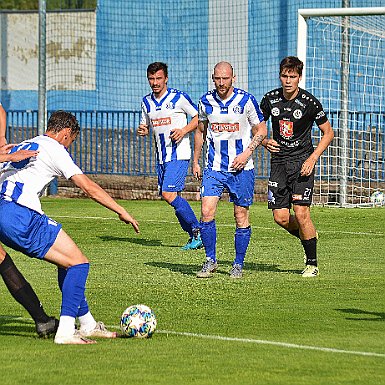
[200,220,216,262]
[58,267,89,317]
[234,226,252,266]
[60,263,89,318]
[171,195,199,238]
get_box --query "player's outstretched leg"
[170,196,203,250]
[0,252,59,338]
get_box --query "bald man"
[193,62,267,278]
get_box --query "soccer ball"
[120,304,157,338]
[370,191,385,205]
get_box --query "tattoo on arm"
[247,134,265,152]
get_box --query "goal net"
[298,8,385,207]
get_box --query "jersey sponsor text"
[152,117,172,127]
[211,122,240,133]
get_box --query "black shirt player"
[260,56,334,278]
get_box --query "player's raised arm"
[70,173,139,233]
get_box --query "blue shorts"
[0,200,62,259]
[201,168,255,207]
[157,159,189,194]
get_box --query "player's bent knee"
[273,214,288,227]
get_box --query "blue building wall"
[1,0,384,112]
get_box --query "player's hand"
[0,144,16,154]
[264,139,280,153]
[193,162,201,180]
[231,152,250,171]
[169,128,185,144]
[137,124,149,136]
[119,212,140,233]
[7,149,39,162]
[300,155,317,176]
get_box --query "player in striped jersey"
[0,141,59,337]
[138,62,202,250]
[0,111,139,344]
[194,62,267,278]
[0,104,59,337]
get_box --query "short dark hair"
[147,62,168,78]
[47,110,80,136]
[279,56,304,77]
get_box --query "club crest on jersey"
[293,109,302,119]
[279,120,293,139]
[271,107,280,116]
[233,105,243,114]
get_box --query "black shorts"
[267,159,314,209]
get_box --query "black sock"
[289,229,300,239]
[301,237,317,266]
[0,253,50,323]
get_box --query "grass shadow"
[98,235,184,248]
[335,308,385,321]
[0,315,35,336]
[145,260,293,276]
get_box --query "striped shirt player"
[138,62,202,250]
[0,141,59,338]
[198,87,264,173]
[140,87,197,164]
[194,61,267,279]
[0,110,139,344]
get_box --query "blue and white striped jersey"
[198,88,264,172]
[0,135,82,214]
[140,88,198,164]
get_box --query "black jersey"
[260,87,328,162]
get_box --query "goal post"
[297,7,385,207]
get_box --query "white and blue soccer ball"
[370,191,385,206]
[120,304,157,338]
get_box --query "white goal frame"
[297,7,385,207]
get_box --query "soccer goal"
[297,7,385,207]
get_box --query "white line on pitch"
[52,215,384,237]
[3,314,384,358]
[157,329,385,358]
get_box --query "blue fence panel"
[5,110,385,182]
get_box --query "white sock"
[78,311,97,332]
[56,316,76,337]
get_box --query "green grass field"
[0,198,384,385]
